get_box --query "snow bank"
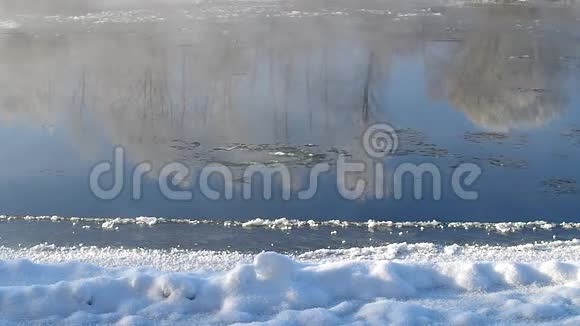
[0,241,578,324]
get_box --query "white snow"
[0,240,578,324]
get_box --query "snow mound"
[0,245,578,324]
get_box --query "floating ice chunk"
[102,218,122,229]
[0,20,21,29]
[135,216,158,226]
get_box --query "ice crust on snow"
[3,239,579,272]
[0,242,578,325]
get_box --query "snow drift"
[0,243,578,325]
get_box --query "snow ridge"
[0,247,578,325]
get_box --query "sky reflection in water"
[1,0,580,221]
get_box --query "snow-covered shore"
[0,241,578,325]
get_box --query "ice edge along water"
[0,240,578,325]
[2,215,579,233]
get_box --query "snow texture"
[0,240,578,325]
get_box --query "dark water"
[1,0,580,223]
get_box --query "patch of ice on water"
[394,8,443,20]
[101,218,121,230]
[44,10,165,25]
[135,216,159,226]
[102,216,158,228]
[357,9,392,15]
[1,215,578,233]
[0,20,21,29]
[448,0,529,6]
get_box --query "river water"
[1,0,579,249]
